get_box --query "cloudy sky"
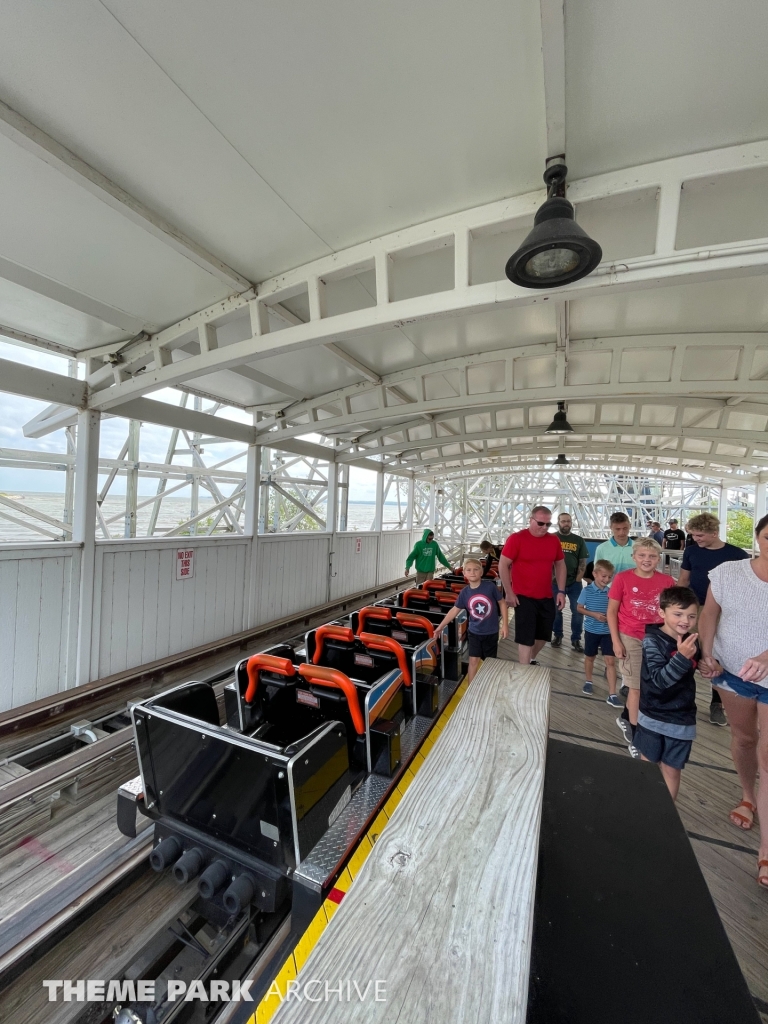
[0,338,379,501]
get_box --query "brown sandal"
[730,800,756,830]
[758,859,768,889]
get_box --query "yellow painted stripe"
[368,809,390,845]
[334,866,354,893]
[383,786,403,816]
[346,834,373,881]
[293,906,329,972]
[256,954,297,1023]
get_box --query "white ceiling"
[0,0,767,482]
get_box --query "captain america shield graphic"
[467,592,493,624]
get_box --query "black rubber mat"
[526,739,760,1024]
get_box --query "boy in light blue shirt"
[577,559,621,706]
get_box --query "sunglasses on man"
[531,518,552,528]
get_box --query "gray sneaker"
[616,716,632,742]
[709,703,727,727]
[627,743,641,759]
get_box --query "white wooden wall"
[0,531,413,709]
[250,534,330,627]
[93,538,250,679]
[0,544,81,710]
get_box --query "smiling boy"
[635,586,701,800]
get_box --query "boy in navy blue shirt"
[437,558,508,682]
[577,559,620,705]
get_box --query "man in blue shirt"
[678,512,749,726]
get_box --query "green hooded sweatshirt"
[405,529,452,573]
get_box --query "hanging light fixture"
[545,401,574,434]
[505,159,602,288]
[552,453,570,466]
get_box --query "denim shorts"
[713,669,768,705]
[634,724,692,770]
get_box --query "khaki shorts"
[619,633,644,689]
[415,570,434,586]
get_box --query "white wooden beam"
[324,342,382,383]
[0,98,252,293]
[109,397,256,444]
[0,253,148,334]
[0,324,79,359]
[0,357,88,407]
[87,242,768,410]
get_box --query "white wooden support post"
[375,251,390,305]
[373,464,385,532]
[73,410,100,687]
[244,441,261,628]
[718,483,729,541]
[326,458,338,534]
[428,476,437,531]
[259,447,270,534]
[124,419,140,538]
[454,227,470,289]
[374,464,385,584]
[405,473,415,531]
[655,179,682,254]
[338,464,349,532]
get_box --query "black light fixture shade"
[545,401,574,434]
[505,163,602,289]
[553,453,569,466]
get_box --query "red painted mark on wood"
[18,836,75,875]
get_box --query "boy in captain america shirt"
[437,558,508,682]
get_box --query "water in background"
[0,493,406,542]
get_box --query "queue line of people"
[410,507,768,891]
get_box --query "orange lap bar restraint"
[400,588,429,608]
[357,606,392,634]
[312,624,355,665]
[245,654,296,704]
[394,612,435,639]
[359,632,411,687]
[297,663,365,735]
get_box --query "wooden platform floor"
[496,627,768,1021]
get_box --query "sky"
[0,338,380,501]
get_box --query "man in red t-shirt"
[499,506,566,665]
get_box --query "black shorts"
[514,595,556,647]
[633,724,692,770]
[584,631,614,657]
[467,632,499,659]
